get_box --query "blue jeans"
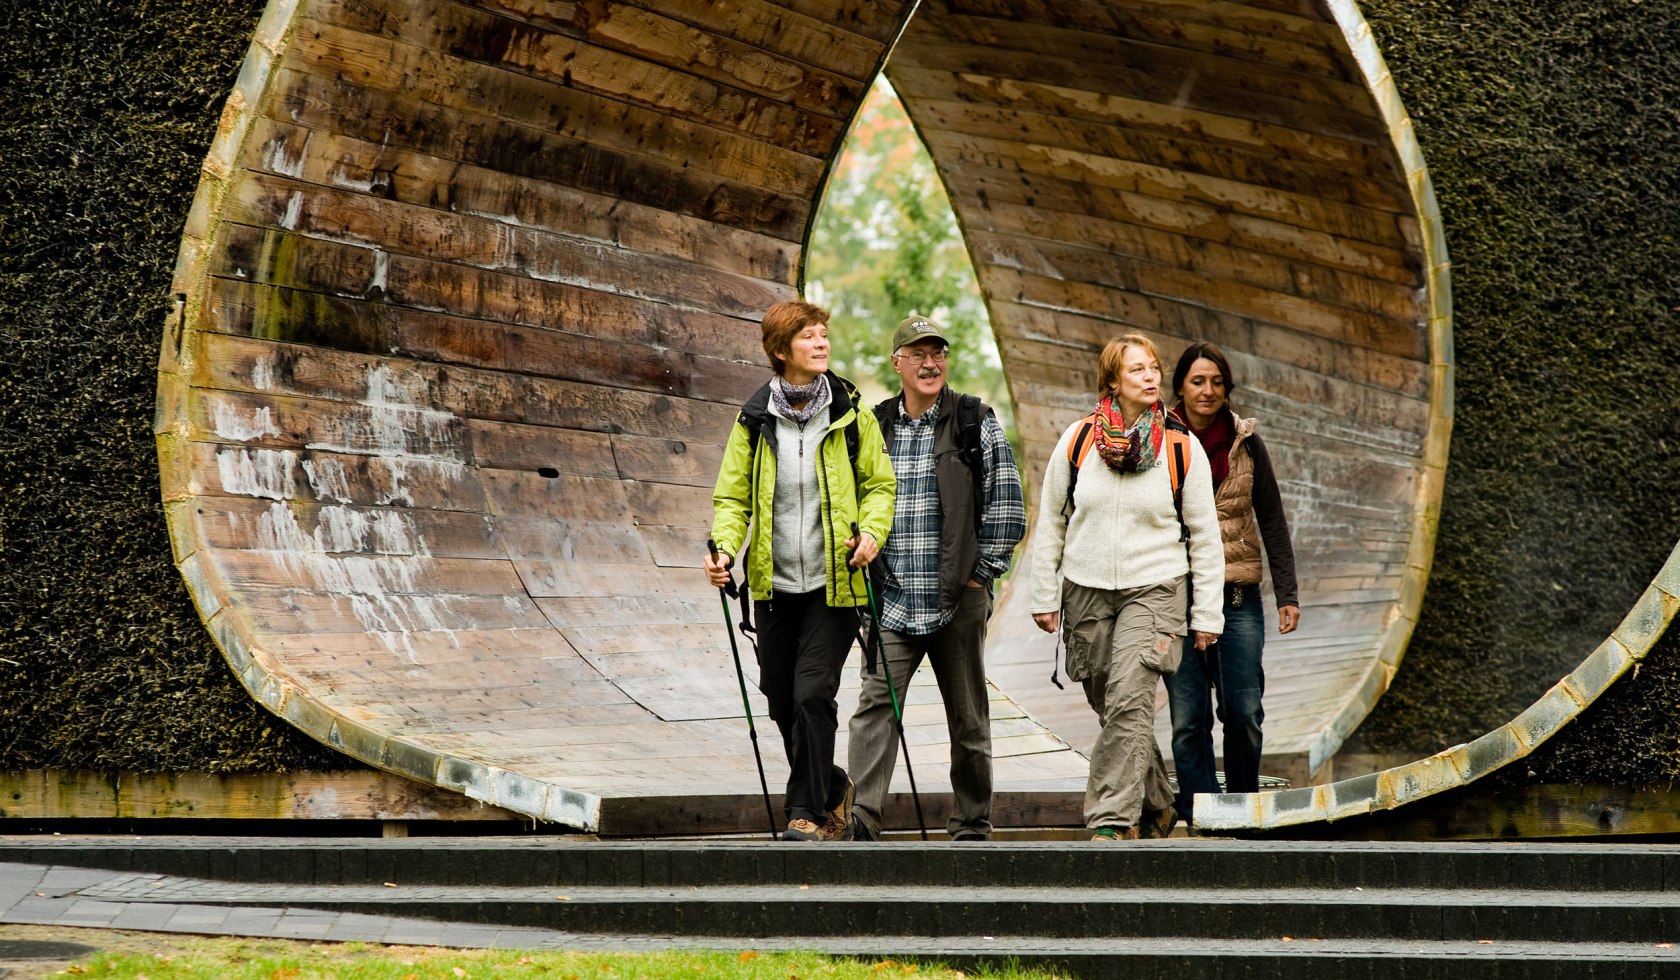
[1165,583,1265,823]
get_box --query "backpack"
[1062,412,1193,536]
[874,392,988,533]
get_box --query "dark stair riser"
[4,844,1673,893]
[225,895,1680,944]
[898,952,1680,980]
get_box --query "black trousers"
[756,588,855,824]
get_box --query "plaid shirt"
[877,396,1027,635]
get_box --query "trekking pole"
[852,523,928,841]
[708,539,778,840]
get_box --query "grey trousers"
[1063,577,1185,829]
[847,586,995,838]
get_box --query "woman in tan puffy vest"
[1164,341,1300,828]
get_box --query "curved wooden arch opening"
[158,0,1448,832]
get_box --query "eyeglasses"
[897,348,948,364]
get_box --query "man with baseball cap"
[845,313,1026,841]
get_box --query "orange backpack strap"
[1163,418,1192,543]
[1062,415,1098,515]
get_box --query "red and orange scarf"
[1092,396,1165,474]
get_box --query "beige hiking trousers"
[1062,576,1186,829]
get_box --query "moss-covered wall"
[1346,0,1680,767]
[0,0,347,771]
[1,0,1677,781]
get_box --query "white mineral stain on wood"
[218,448,298,500]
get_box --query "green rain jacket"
[710,371,896,606]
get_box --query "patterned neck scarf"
[770,373,830,426]
[1092,395,1164,474]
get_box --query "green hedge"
[1347,0,1680,771]
[0,0,345,770]
[1,0,1676,779]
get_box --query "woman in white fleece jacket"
[1029,332,1225,840]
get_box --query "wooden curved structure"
[158,0,1449,831]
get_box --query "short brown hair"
[760,300,829,374]
[1095,332,1163,395]
[1170,340,1239,405]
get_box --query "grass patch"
[44,935,1067,980]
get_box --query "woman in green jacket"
[705,300,897,841]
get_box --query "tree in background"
[808,78,1010,432]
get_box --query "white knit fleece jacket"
[1029,417,1226,635]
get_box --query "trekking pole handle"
[707,538,720,563]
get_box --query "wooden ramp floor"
[158,0,1448,831]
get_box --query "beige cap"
[890,313,949,354]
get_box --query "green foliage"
[0,0,346,770]
[809,79,1008,421]
[1347,0,1680,773]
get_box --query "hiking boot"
[1140,804,1177,839]
[1091,825,1139,841]
[820,776,856,841]
[783,818,823,841]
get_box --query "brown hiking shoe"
[1091,825,1139,841]
[820,776,856,841]
[783,818,823,841]
[1140,804,1177,839]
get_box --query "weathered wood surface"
[889,0,1448,785]
[0,770,521,821]
[157,0,1447,831]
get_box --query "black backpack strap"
[955,393,987,532]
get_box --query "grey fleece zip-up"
[769,397,830,596]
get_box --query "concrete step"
[5,838,1673,892]
[66,873,1680,945]
[9,837,1679,977]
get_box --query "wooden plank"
[943,0,1341,47]
[319,0,870,120]
[891,66,1397,190]
[533,594,716,629]
[242,118,801,285]
[776,0,910,43]
[907,12,1374,115]
[895,33,1384,142]
[969,227,1419,326]
[183,387,471,466]
[923,129,1408,247]
[267,68,810,240]
[941,158,1417,284]
[465,419,618,476]
[938,0,1348,77]
[204,280,764,403]
[981,265,1424,361]
[207,223,769,371]
[188,318,743,445]
[479,469,634,523]
[224,588,551,634]
[292,12,842,178]
[610,432,727,488]
[222,170,789,318]
[0,770,521,821]
[204,547,525,596]
[963,207,1418,317]
[590,0,887,79]
[515,560,706,599]
[185,442,490,512]
[190,495,503,559]
[907,97,1407,213]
